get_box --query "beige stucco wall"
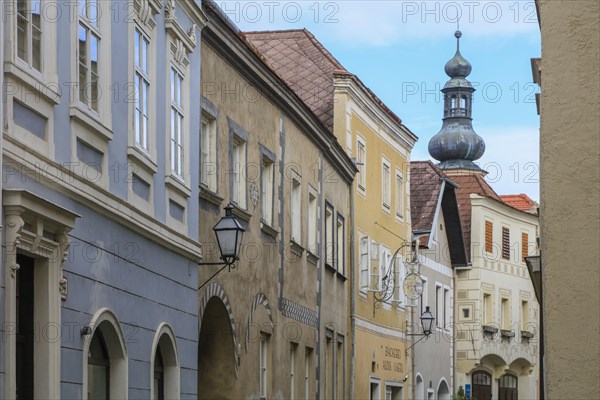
[537,1,600,398]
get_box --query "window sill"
[4,61,60,105]
[260,220,279,239]
[127,146,158,174]
[382,205,391,214]
[290,240,305,257]
[165,175,191,198]
[325,263,336,274]
[231,203,252,222]
[336,273,348,282]
[200,185,224,207]
[70,105,113,142]
[307,251,319,266]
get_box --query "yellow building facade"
[333,73,418,400]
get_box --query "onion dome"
[444,31,472,78]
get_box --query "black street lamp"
[199,204,245,290]
[407,306,436,351]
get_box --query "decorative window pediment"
[134,0,162,30]
[165,0,197,67]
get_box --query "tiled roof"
[499,194,538,213]
[243,29,406,132]
[447,172,501,261]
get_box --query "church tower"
[428,30,486,173]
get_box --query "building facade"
[410,161,468,400]
[532,1,600,398]
[198,3,355,399]
[1,0,206,398]
[245,29,418,400]
[428,31,540,400]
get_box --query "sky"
[217,1,542,200]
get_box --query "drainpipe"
[349,175,356,399]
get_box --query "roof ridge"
[244,28,308,35]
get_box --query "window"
[420,277,428,315]
[134,27,150,151]
[395,169,404,218]
[232,137,246,208]
[170,67,184,176]
[336,338,344,399]
[336,215,345,274]
[201,116,217,191]
[325,335,334,399]
[88,330,110,400]
[261,156,274,225]
[357,137,366,192]
[304,348,312,400]
[260,336,268,399]
[359,235,370,292]
[325,203,334,268]
[370,241,381,291]
[501,298,509,329]
[16,254,34,400]
[291,178,302,243]
[385,385,403,400]
[290,343,297,400]
[483,293,492,325]
[308,190,317,254]
[153,344,165,400]
[485,221,493,253]
[382,159,391,209]
[502,227,510,260]
[521,300,530,331]
[444,288,450,329]
[379,246,391,294]
[521,232,529,262]
[78,0,101,111]
[436,285,443,328]
[393,256,405,305]
[16,0,42,71]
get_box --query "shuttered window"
[521,232,529,262]
[502,227,510,260]
[485,221,493,253]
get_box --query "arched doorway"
[415,374,424,400]
[151,324,180,400]
[198,297,237,399]
[499,374,518,400]
[437,379,450,400]
[472,371,492,400]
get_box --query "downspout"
[349,172,356,399]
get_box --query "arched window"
[451,95,457,108]
[499,374,518,400]
[472,371,492,400]
[154,344,165,400]
[151,324,180,400]
[88,330,110,400]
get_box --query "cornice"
[201,11,356,184]
[471,194,539,225]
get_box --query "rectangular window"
[521,300,530,330]
[231,137,246,208]
[260,336,268,399]
[291,178,302,243]
[78,1,101,111]
[325,204,334,268]
[382,159,391,209]
[483,293,492,325]
[436,285,443,328]
[170,67,184,176]
[521,232,529,262]
[370,242,380,291]
[357,137,366,192]
[444,288,450,329]
[501,298,509,329]
[336,338,345,399]
[385,385,403,400]
[336,215,345,275]
[420,277,428,315]
[201,116,217,191]
[395,169,404,218]
[261,157,274,226]
[359,235,370,292]
[308,190,317,254]
[290,343,297,400]
[485,221,493,253]
[17,0,42,71]
[304,347,312,400]
[393,256,405,304]
[134,27,150,151]
[502,227,510,260]
[325,335,334,399]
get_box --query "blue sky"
[218,1,541,200]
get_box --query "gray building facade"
[1,1,206,398]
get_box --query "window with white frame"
[260,335,268,399]
[78,0,101,111]
[393,256,405,305]
[382,159,391,209]
[483,293,492,325]
[304,347,312,400]
[379,246,391,294]
[231,137,246,208]
[359,235,370,292]
[170,67,184,177]
[201,115,217,191]
[357,136,366,192]
[134,27,150,151]
[395,169,404,218]
[420,276,428,315]
[336,215,345,275]
[436,284,443,328]
[16,0,42,71]
[308,190,317,254]
[325,203,334,268]
[385,385,403,400]
[444,287,450,329]
[501,298,509,329]
[370,241,380,291]
[291,178,302,243]
[261,156,274,226]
